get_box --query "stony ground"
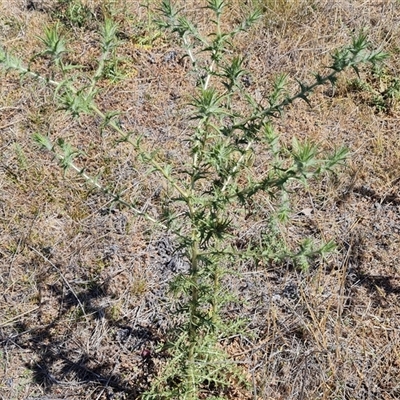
[1,1,400,399]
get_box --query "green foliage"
[37,23,67,64]
[54,0,94,28]
[100,18,128,82]
[0,1,388,399]
[131,0,163,47]
[13,143,28,170]
[346,64,400,113]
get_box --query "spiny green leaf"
[37,23,67,61]
[32,133,53,151]
[100,18,119,52]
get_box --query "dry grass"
[1,0,400,399]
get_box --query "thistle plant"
[0,1,388,398]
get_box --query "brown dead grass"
[1,0,400,399]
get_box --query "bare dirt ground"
[1,0,400,399]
